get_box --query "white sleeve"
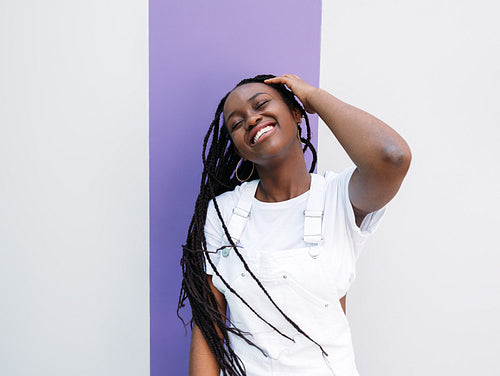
[204,199,223,275]
[337,165,386,245]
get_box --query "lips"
[248,121,276,145]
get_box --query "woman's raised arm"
[265,74,411,224]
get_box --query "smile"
[253,125,274,144]
[249,122,276,145]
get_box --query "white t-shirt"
[204,166,386,299]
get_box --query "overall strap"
[227,179,259,243]
[303,174,326,244]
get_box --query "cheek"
[275,106,298,128]
[229,132,246,154]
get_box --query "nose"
[246,112,262,130]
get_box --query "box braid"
[178,75,324,376]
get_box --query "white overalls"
[211,174,360,376]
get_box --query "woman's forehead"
[224,83,279,112]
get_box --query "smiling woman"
[222,81,312,192]
[178,74,411,376]
[225,84,300,161]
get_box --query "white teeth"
[252,125,274,144]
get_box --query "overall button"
[221,248,230,257]
[241,272,246,277]
[309,247,320,259]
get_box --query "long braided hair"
[178,74,322,375]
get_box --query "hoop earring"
[235,158,255,183]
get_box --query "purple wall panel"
[149,2,321,374]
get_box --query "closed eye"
[256,100,269,109]
[231,120,242,131]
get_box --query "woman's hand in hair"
[264,74,318,114]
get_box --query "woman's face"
[223,83,301,165]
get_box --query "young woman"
[178,74,411,376]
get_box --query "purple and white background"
[1,1,499,375]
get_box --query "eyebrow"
[225,92,268,123]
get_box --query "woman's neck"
[254,153,311,202]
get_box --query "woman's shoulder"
[316,166,357,196]
[207,180,257,218]
[321,166,356,184]
[212,181,247,204]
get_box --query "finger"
[265,75,301,87]
[264,77,290,85]
[275,74,296,81]
[264,75,289,82]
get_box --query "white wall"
[0,2,150,375]
[319,0,500,374]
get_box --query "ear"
[292,107,302,124]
